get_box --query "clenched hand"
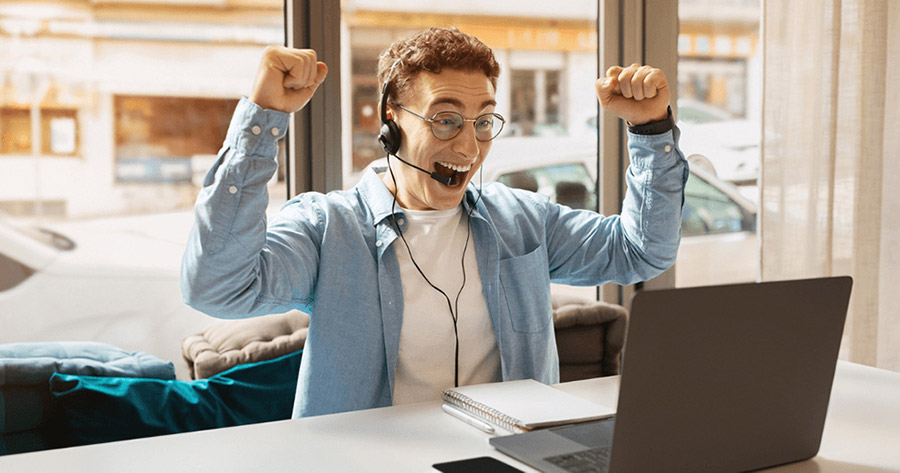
[595,64,669,126]
[250,46,328,114]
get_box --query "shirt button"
[396,218,405,226]
[664,145,672,153]
[375,240,383,247]
[251,125,262,135]
[271,127,280,136]
[228,185,238,194]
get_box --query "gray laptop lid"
[608,276,852,472]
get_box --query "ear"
[384,107,394,121]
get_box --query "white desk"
[1,361,898,472]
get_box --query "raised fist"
[595,64,669,126]
[250,46,328,114]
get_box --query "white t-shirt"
[391,205,502,405]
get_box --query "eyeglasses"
[392,104,505,142]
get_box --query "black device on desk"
[433,456,525,472]
[490,276,853,473]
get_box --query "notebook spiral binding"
[441,390,529,433]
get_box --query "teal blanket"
[0,350,301,454]
[49,350,302,446]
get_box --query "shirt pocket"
[498,246,552,333]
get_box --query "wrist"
[250,97,285,114]
[627,106,674,135]
[629,110,668,126]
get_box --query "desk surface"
[1,361,898,473]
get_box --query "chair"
[552,294,627,381]
[181,310,309,379]
[181,297,627,382]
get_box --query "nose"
[451,121,480,160]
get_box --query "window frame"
[285,0,343,196]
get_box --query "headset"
[377,61,402,156]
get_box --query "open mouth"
[434,161,472,187]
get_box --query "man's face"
[382,69,496,211]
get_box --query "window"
[0,0,285,379]
[676,0,761,287]
[498,163,596,211]
[682,171,754,237]
[114,96,243,184]
[41,109,78,155]
[349,51,383,174]
[508,69,565,137]
[1,106,80,157]
[0,108,31,154]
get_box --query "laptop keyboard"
[543,447,611,473]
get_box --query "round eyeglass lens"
[474,114,499,141]
[430,112,463,140]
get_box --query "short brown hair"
[377,27,501,104]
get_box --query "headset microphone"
[391,155,454,186]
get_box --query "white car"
[0,212,213,379]
[675,98,760,186]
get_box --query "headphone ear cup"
[378,119,401,155]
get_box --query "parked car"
[675,98,760,186]
[0,212,214,379]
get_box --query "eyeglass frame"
[390,103,506,142]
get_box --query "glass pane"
[682,171,753,237]
[676,0,761,287]
[0,1,285,379]
[497,163,596,211]
[1,108,32,153]
[510,70,537,136]
[342,2,599,301]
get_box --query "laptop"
[490,276,853,473]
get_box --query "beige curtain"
[761,0,900,371]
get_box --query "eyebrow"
[428,97,497,112]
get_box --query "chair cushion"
[182,311,309,379]
[0,341,176,384]
[48,350,302,448]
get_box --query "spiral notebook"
[441,379,615,433]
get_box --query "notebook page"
[444,379,615,429]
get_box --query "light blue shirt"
[181,97,688,418]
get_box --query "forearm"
[618,125,688,276]
[181,98,293,317]
[546,126,687,286]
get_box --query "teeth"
[437,161,472,173]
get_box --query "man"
[181,27,687,418]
